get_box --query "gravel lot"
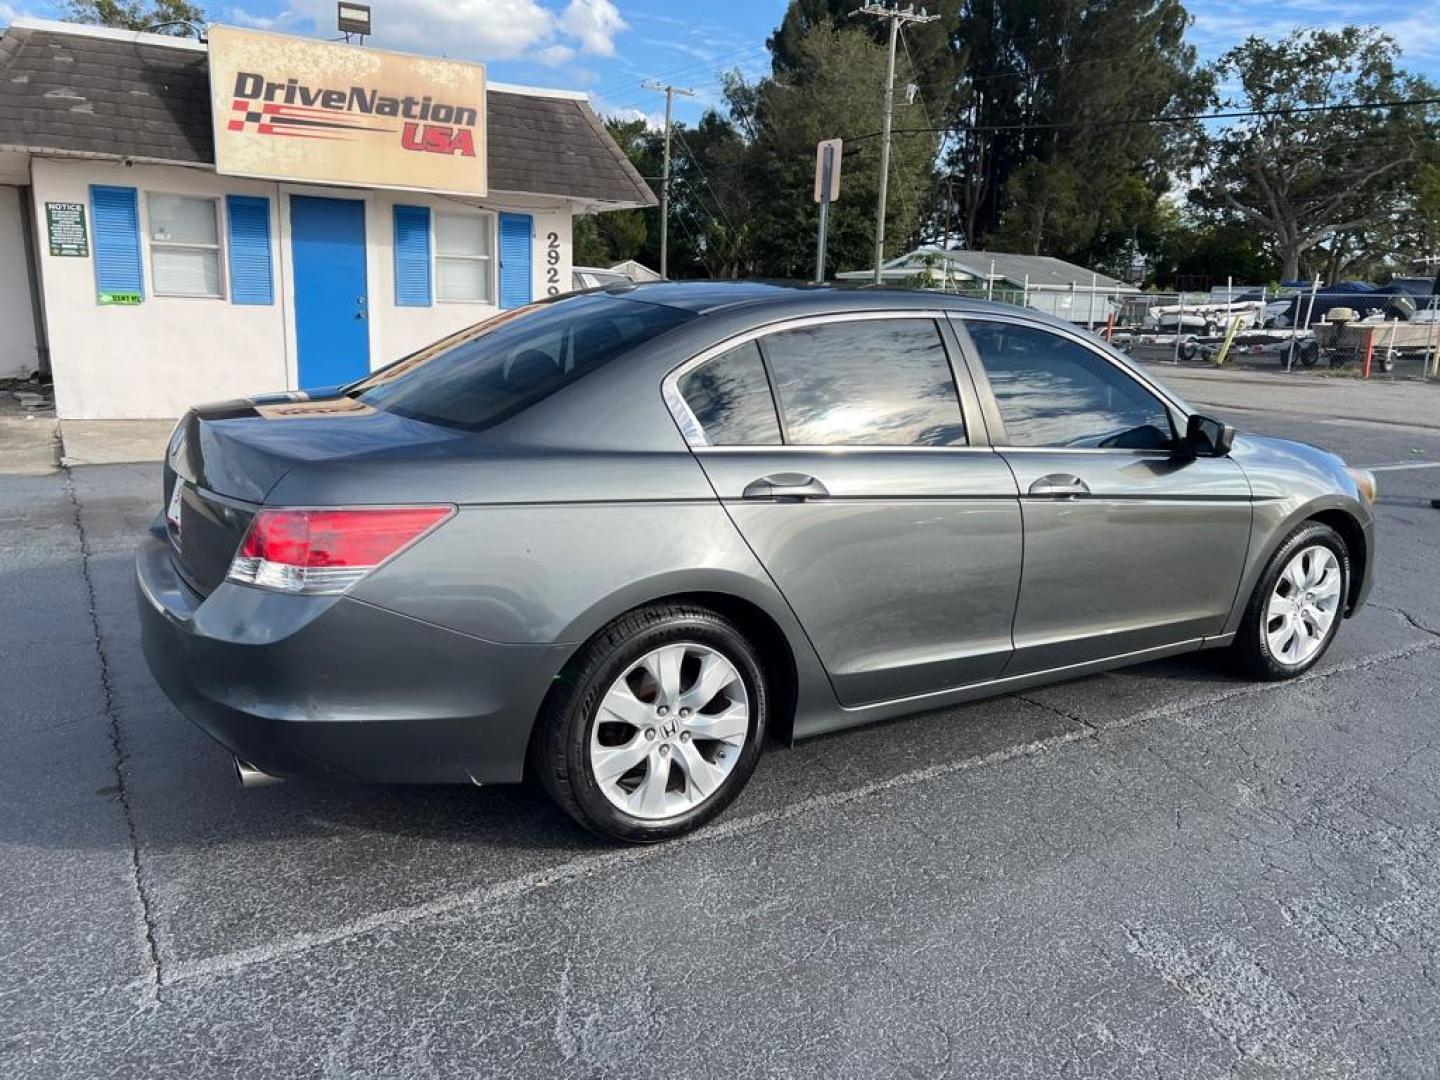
[3,373,1440,1078]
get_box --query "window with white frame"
[435,211,495,303]
[148,194,223,298]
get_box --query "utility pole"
[857,3,939,285]
[642,80,694,280]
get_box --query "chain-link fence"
[918,279,1440,379]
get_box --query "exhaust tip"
[234,757,284,788]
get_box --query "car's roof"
[602,280,1022,318]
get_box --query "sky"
[1,0,1438,127]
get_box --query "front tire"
[535,604,768,843]
[1232,522,1349,680]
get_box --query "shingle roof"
[0,21,655,208]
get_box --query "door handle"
[742,473,830,501]
[1028,474,1090,498]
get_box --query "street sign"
[45,202,88,257]
[813,139,842,284]
[813,138,842,204]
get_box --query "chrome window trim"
[661,310,968,451]
[946,310,1192,442]
[692,443,1000,455]
[991,445,1178,456]
[661,378,709,447]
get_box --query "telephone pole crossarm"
[642,80,696,280]
[856,3,941,286]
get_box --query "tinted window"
[357,294,695,431]
[966,321,1174,449]
[679,341,781,445]
[763,319,966,446]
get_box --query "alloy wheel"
[1266,544,1342,666]
[588,642,750,820]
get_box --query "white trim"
[9,17,207,51]
[0,147,212,170]
[489,81,589,101]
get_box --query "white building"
[0,19,654,419]
[836,247,1139,324]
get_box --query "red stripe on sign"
[227,120,245,131]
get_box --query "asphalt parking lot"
[4,371,1440,1078]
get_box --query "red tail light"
[228,506,454,594]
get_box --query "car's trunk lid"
[166,393,463,595]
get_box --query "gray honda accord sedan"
[138,283,1376,842]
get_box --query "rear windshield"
[355,293,696,431]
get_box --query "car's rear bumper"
[136,528,570,784]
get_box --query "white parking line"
[132,633,1440,998]
[1361,462,1440,472]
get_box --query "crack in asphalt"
[63,467,163,1003]
[1371,604,1440,639]
[131,633,1440,998]
[1013,692,1100,736]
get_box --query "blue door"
[291,195,369,388]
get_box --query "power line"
[673,127,737,232]
[594,44,772,115]
[589,41,771,101]
[670,135,748,269]
[643,80,696,278]
[842,93,1440,140]
[895,26,942,243]
[856,2,941,284]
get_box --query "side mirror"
[1184,413,1236,458]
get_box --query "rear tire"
[534,603,768,843]
[1232,522,1349,680]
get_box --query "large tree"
[65,0,206,34]
[1192,27,1430,282]
[766,0,960,125]
[728,22,940,277]
[946,0,1206,267]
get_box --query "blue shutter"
[226,195,274,305]
[498,212,532,310]
[90,185,143,302]
[393,205,432,306]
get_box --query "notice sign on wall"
[208,25,488,197]
[46,202,89,257]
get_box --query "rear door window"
[760,319,966,447]
[964,320,1175,449]
[677,341,782,445]
[358,293,695,431]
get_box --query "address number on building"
[545,231,561,296]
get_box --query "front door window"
[965,320,1173,450]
